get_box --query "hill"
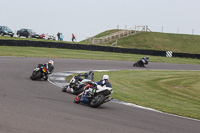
[81,30,200,54]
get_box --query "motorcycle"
[30,64,49,80]
[62,71,94,95]
[48,35,56,40]
[133,58,149,67]
[74,79,114,108]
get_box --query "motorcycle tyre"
[43,76,48,81]
[90,93,105,108]
[31,71,42,80]
[62,86,67,92]
[74,93,82,103]
[73,85,85,95]
[133,63,138,67]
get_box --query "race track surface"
[0,57,200,133]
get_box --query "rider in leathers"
[96,75,112,88]
[89,75,111,96]
[139,56,149,66]
[43,60,54,79]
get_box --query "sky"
[1,0,200,41]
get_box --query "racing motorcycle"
[74,79,114,108]
[62,71,94,95]
[30,64,49,80]
[133,57,149,67]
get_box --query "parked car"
[0,26,14,37]
[17,28,40,38]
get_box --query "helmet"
[48,60,54,65]
[146,56,149,59]
[102,75,109,80]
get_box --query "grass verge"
[1,46,200,64]
[91,70,200,120]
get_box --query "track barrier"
[0,39,200,59]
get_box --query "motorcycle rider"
[62,71,94,93]
[45,60,54,73]
[96,75,112,88]
[138,56,149,66]
[43,60,54,79]
[142,56,149,64]
[87,75,112,97]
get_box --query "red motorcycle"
[40,34,45,39]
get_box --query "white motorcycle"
[74,79,114,108]
[62,71,94,95]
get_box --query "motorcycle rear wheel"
[90,93,105,108]
[73,85,85,95]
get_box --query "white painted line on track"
[112,100,200,122]
[49,77,65,81]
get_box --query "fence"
[87,25,151,44]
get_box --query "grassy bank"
[114,32,200,54]
[80,30,200,54]
[91,70,200,120]
[1,46,200,64]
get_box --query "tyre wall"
[0,39,200,59]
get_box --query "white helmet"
[102,75,109,80]
[48,60,54,65]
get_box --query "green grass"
[91,70,200,120]
[0,36,78,44]
[1,46,200,64]
[109,32,200,54]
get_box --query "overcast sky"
[1,0,200,41]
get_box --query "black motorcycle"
[30,64,49,80]
[62,71,94,95]
[133,57,149,67]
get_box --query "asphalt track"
[0,56,200,133]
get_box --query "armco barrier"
[0,39,200,59]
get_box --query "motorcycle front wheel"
[74,93,82,103]
[31,71,42,80]
[90,93,105,108]
[133,63,138,67]
[62,86,67,92]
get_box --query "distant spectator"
[72,33,76,42]
[57,32,60,41]
[60,33,63,41]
